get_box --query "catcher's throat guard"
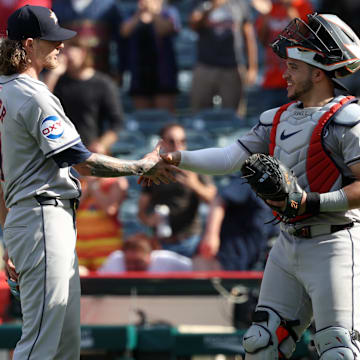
[241,154,303,221]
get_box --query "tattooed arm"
[74,153,150,177]
[73,141,178,184]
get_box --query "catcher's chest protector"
[269,95,356,194]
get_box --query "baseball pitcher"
[0,5,176,360]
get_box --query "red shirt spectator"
[256,0,313,89]
[0,0,52,37]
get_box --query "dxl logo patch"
[41,116,64,139]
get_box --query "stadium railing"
[0,271,312,359]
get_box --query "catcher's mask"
[271,13,360,87]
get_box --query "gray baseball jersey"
[0,73,81,208]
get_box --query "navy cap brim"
[40,27,76,41]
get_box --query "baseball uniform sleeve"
[19,91,81,158]
[52,141,92,167]
[342,123,360,167]
[238,123,272,155]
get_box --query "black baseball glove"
[241,153,304,220]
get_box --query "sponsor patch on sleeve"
[41,115,64,140]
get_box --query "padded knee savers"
[315,327,360,360]
[242,307,297,360]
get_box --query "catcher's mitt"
[241,153,304,220]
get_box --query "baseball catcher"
[161,12,360,360]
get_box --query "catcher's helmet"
[271,13,360,78]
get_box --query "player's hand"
[266,192,307,215]
[138,140,179,186]
[160,151,181,166]
[3,249,18,282]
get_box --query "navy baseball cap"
[7,5,76,41]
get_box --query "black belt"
[292,222,354,238]
[35,195,79,210]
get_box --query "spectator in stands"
[189,0,258,115]
[98,232,193,272]
[255,0,313,113]
[76,173,129,272]
[138,123,216,258]
[52,0,124,80]
[0,0,52,37]
[120,0,181,113]
[199,176,279,270]
[44,35,124,153]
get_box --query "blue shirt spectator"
[200,175,278,270]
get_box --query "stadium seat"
[174,28,198,70]
[119,198,149,237]
[110,130,147,158]
[171,0,201,25]
[184,108,243,136]
[118,0,137,14]
[125,109,175,135]
[185,129,215,150]
[215,127,253,147]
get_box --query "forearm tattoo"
[86,153,156,177]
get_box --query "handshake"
[137,141,181,186]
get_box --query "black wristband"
[306,192,320,214]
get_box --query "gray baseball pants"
[257,223,360,336]
[4,199,80,360]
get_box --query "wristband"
[320,189,349,212]
[306,192,320,214]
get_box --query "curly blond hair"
[0,38,28,75]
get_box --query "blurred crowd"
[1,0,357,275]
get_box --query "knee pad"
[242,306,299,360]
[315,327,360,360]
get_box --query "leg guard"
[315,327,360,360]
[243,306,299,360]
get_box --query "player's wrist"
[305,189,349,214]
[305,192,320,214]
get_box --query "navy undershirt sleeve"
[52,141,92,168]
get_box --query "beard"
[288,77,314,101]
[43,55,59,70]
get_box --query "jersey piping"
[45,136,81,158]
